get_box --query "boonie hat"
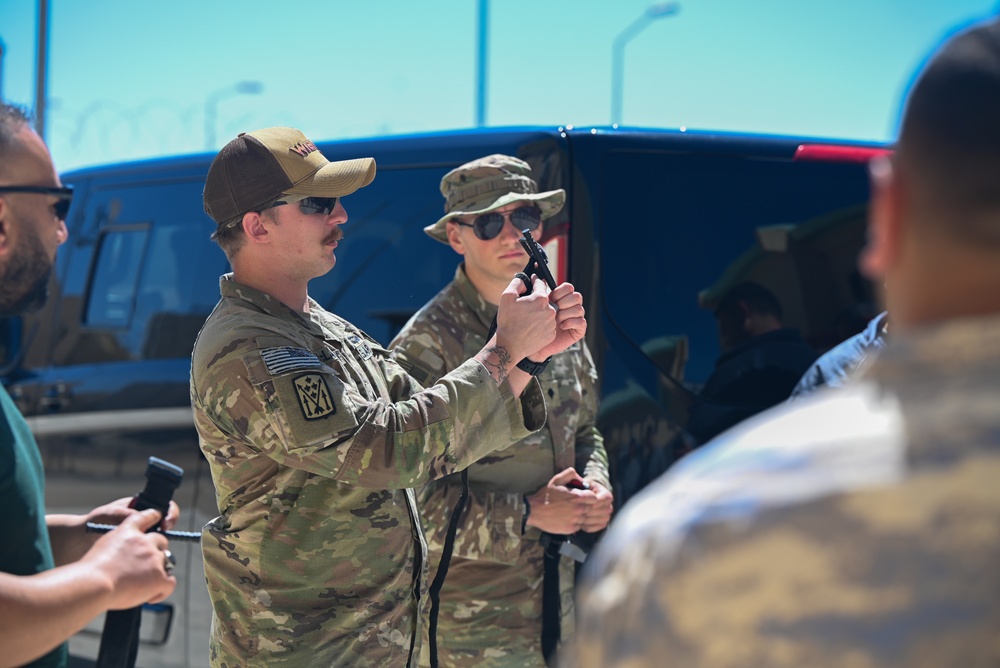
[424,154,565,244]
[203,127,377,227]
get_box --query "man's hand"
[81,509,177,610]
[476,275,557,387]
[580,479,614,533]
[529,282,587,362]
[0,509,178,668]
[48,497,181,566]
[526,467,600,535]
[86,496,181,531]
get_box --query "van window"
[129,221,229,359]
[86,226,150,328]
[597,150,872,504]
[59,179,225,365]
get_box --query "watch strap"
[516,356,551,376]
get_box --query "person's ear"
[242,211,271,244]
[859,155,903,281]
[446,220,466,256]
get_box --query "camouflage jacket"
[571,313,1000,668]
[190,275,546,668]
[390,265,609,667]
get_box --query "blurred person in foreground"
[0,103,178,668]
[570,17,1000,668]
[193,130,588,666]
[390,155,612,666]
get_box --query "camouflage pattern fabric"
[190,274,547,668]
[390,265,610,667]
[570,314,1000,668]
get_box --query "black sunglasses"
[454,205,542,240]
[0,185,74,221]
[267,196,339,217]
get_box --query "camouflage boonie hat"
[424,154,566,244]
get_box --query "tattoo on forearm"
[479,345,512,383]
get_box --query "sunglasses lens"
[53,196,72,221]
[471,206,543,240]
[472,213,505,240]
[299,197,338,216]
[510,206,542,230]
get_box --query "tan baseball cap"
[203,127,376,227]
[424,154,565,244]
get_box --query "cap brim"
[285,157,377,198]
[423,189,565,244]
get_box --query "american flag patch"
[260,347,322,375]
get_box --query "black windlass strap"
[426,468,470,668]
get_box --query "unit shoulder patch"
[293,373,336,420]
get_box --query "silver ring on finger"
[163,549,176,574]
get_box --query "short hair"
[715,281,783,322]
[897,19,1000,244]
[210,217,247,260]
[0,104,32,174]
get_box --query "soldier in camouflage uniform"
[570,18,1000,668]
[193,129,590,667]
[391,155,613,667]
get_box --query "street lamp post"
[35,0,50,140]
[0,37,6,101]
[204,81,263,150]
[475,0,488,127]
[610,1,680,126]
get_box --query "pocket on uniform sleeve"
[242,347,360,455]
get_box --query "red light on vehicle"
[794,144,893,163]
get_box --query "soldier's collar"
[455,264,497,331]
[219,273,326,337]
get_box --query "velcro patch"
[346,335,373,361]
[293,373,336,420]
[261,347,322,375]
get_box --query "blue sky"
[1,0,997,171]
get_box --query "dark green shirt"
[0,384,66,668]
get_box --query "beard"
[0,226,53,316]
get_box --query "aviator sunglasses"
[267,196,339,216]
[454,204,542,240]
[0,185,74,221]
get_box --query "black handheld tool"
[95,457,184,668]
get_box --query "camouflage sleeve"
[393,336,529,564]
[195,339,546,490]
[418,481,527,565]
[575,342,611,490]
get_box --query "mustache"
[324,229,343,244]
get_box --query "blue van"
[0,125,885,666]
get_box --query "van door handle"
[40,383,72,411]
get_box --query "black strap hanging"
[426,469,469,668]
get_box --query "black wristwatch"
[516,356,551,376]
